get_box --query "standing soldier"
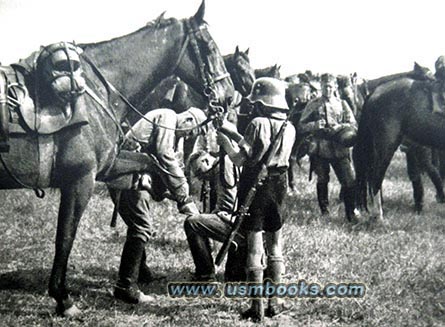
[217,77,296,322]
[298,73,358,221]
[111,107,206,304]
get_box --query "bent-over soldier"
[111,107,206,304]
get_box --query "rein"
[82,16,232,137]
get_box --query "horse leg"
[48,174,94,316]
[368,125,402,222]
[423,149,445,204]
[405,147,424,212]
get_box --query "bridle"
[171,16,232,120]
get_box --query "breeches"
[311,156,355,188]
[110,189,154,242]
[184,213,245,247]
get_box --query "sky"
[0,0,445,79]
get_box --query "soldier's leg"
[264,229,285,317]
[312,156,331,216]
[111,190,155,303]
[332,157,357,221]
[241,231,265,323]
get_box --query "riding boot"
[138,248,154,284]
[343,186,358,222]
[114,237,154,304]
[184,229,215,281]
[224,244,247,282]
[0,72,9,153]
[412,179,424,213]
[316,183,329,216]
[264,256,285,317]
[241,267,264,322]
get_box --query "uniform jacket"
[298,96,357,159]
[127,108,189,203]
[239,112,296,169]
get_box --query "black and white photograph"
[0,0,444,326]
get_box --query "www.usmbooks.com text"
[167,280,366,299]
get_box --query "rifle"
[215,116,291,266]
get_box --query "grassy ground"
[0,150,444,326]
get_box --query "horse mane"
[79,14,180,49]
[146,12,178,28]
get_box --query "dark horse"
[255,64,281,79]
[125,46,254,169]
[353,76,445,220]
[0,1,234,315]
[125,46,254,126]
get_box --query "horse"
[124,46,254,172]
[125,46,254,126]
[352,74,445,221]
[285,81,315,192]
[340,65,444,215]
[0,1,234,316]
[254,64,281,79]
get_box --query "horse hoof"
[63,304,82,318]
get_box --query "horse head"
[223,46,255,97]
[285,82,313,112]
[255,64,281,79]
[172,1,235,108]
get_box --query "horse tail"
[352,100,376,211]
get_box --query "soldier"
[111,107,206,304]
[217,77,296,322]
[184,148,246,282]
[298,73,358,221]
[432,55,445,115]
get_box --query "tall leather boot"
[114,237,154,304]
[0,72,9,153]
[184,223,215,281]
[264,256,285,317]
[316,183,329,216]
[344,186,358,222]
[138,248,154,284]
[412,179,424,213]
[241,267,264,322]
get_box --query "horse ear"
[245,48,250,55]
[413,61,421,71]
[154,11,166,27]
[194,0,206,23]
[235,46,240,55]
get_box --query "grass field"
[0,150,444,326]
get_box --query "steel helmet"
[332,126,357,147]
[435,55,445,71]
[246,77,289,110]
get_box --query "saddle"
[0,41,89,142]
